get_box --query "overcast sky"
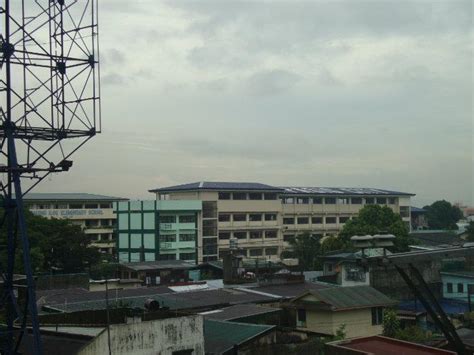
[34,0,473,207]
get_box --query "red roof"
[327,336,456,355]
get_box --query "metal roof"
[280,187,414,196]
[204,319,275,354]
[296,285,397,311]
[23,193,128,201]
[120,260,196,271]
[150,181,284,193]
[241,281,331,299]
[200,304,280,321]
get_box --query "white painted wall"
[78,315,205,355]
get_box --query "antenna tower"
[0,0,100,353]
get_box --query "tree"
[0,209,100,274]
[338,205,414,252]
[320,235,346,254]
[382,309,400,337]
[280,232,321,270]
[466,221,474,242]
[423,200,463,230]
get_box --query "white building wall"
[78,315,204,355]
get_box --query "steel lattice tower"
[0,1,100,353]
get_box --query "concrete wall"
[441,274,474,301]
[78,315,204,355]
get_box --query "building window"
[313,197,323,204]
[265,213,277,221]
[100,203,112,209]
[250,231,263,239]
[297,309,306,327]
[179,234,195,242]
[179,253,195,261]
[203,256,218,262]
[337,198,349,205]
[160,235,176,242]
[249,249,263,256]
[400,206,410,218]
[458,283,464,294]
[372,307,384,325]
[202,201,217,218]
[265,231,277,239]
[233,192,247,200]
[158,254,176,261]
[179,215,195,223]
[203,238,218,255]
[219,249,230,258]
[339,217,350,224]
[218,232,230,240]
[296,197,309,204]
[249,193,262,200]
[365,197,375,205]
[218,192,231,200]
[297,217,309,224]
[85,203,99,209]
[283,197,294,204]
[283,217,295,225]
[160,215,176,224]
[351,197,362,204]
[325,197,336,204]
[203,219,217,236]
[233,231,247,239]
[218,214,231,222]
[249,214,262,222]
[264,193,277,200]
[377,197,387,204]
[70,203,83,209]
[312,217,323,224]
[233,214,246,222]
[447,282,453,293]
[284,234,295,242]
[325,217,337,224]
[265,247,278,256]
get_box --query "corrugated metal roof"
[120,260,196,271]
[23,193,128,201]
[280,187,414,196]
[204,319,275,354]
[149,181,284,193]
[200,304,280,321]
[301,285,396,310]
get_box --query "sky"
[32,0,473,207]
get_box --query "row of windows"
[283,197,397,205]
[30,203,113,209]
[283,216,351,225]
[219,230,278,240]
[218,213,277,222]
[283,234,325,242]
[158,253,196,261]
[218,192,278,200]
[159,215,196,224]
[446,282,470,294]
[118,252,196,263]
[159,233,196,243]
[219,247,278,257]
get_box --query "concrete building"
[150,182,414,262]
[115,200,202,263]
[440,270,474,302]
[291,286,397,338]
[78,315,205,355]
[25,193,128,254]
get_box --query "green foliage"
[0,209,101,274]
[338,205,414,252]
[382,309,400,337]
[466,221,474,242]
[320,235,346,254]
[395,325,431,343]
[334,323,346,340]
[282,232,321,270]
[89,262,119,280]
[423,200,463,230]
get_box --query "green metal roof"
[204,319,275,354]
[23,193,128,201]
[298,285,397,311]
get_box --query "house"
[290,286,397,338]
[408,230,467,251]
[440,270,474,302]
[325,335,456,355]
[118,260,196,286]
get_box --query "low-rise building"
[440,270,474,302]
[291,285,397,338]
[25,193,128,254]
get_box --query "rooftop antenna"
[0,1,100,354]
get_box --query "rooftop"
[326,335,456,355]
[120,260,196,271]
[23,192,128,201]
[241,281,331,298]
[294,285,397,311]
[204,319,275,354]
[281,186,414,196]
[150,181,284,193]
[409,230,465,247]
[440,270,474,279]
[200,304,280,321]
